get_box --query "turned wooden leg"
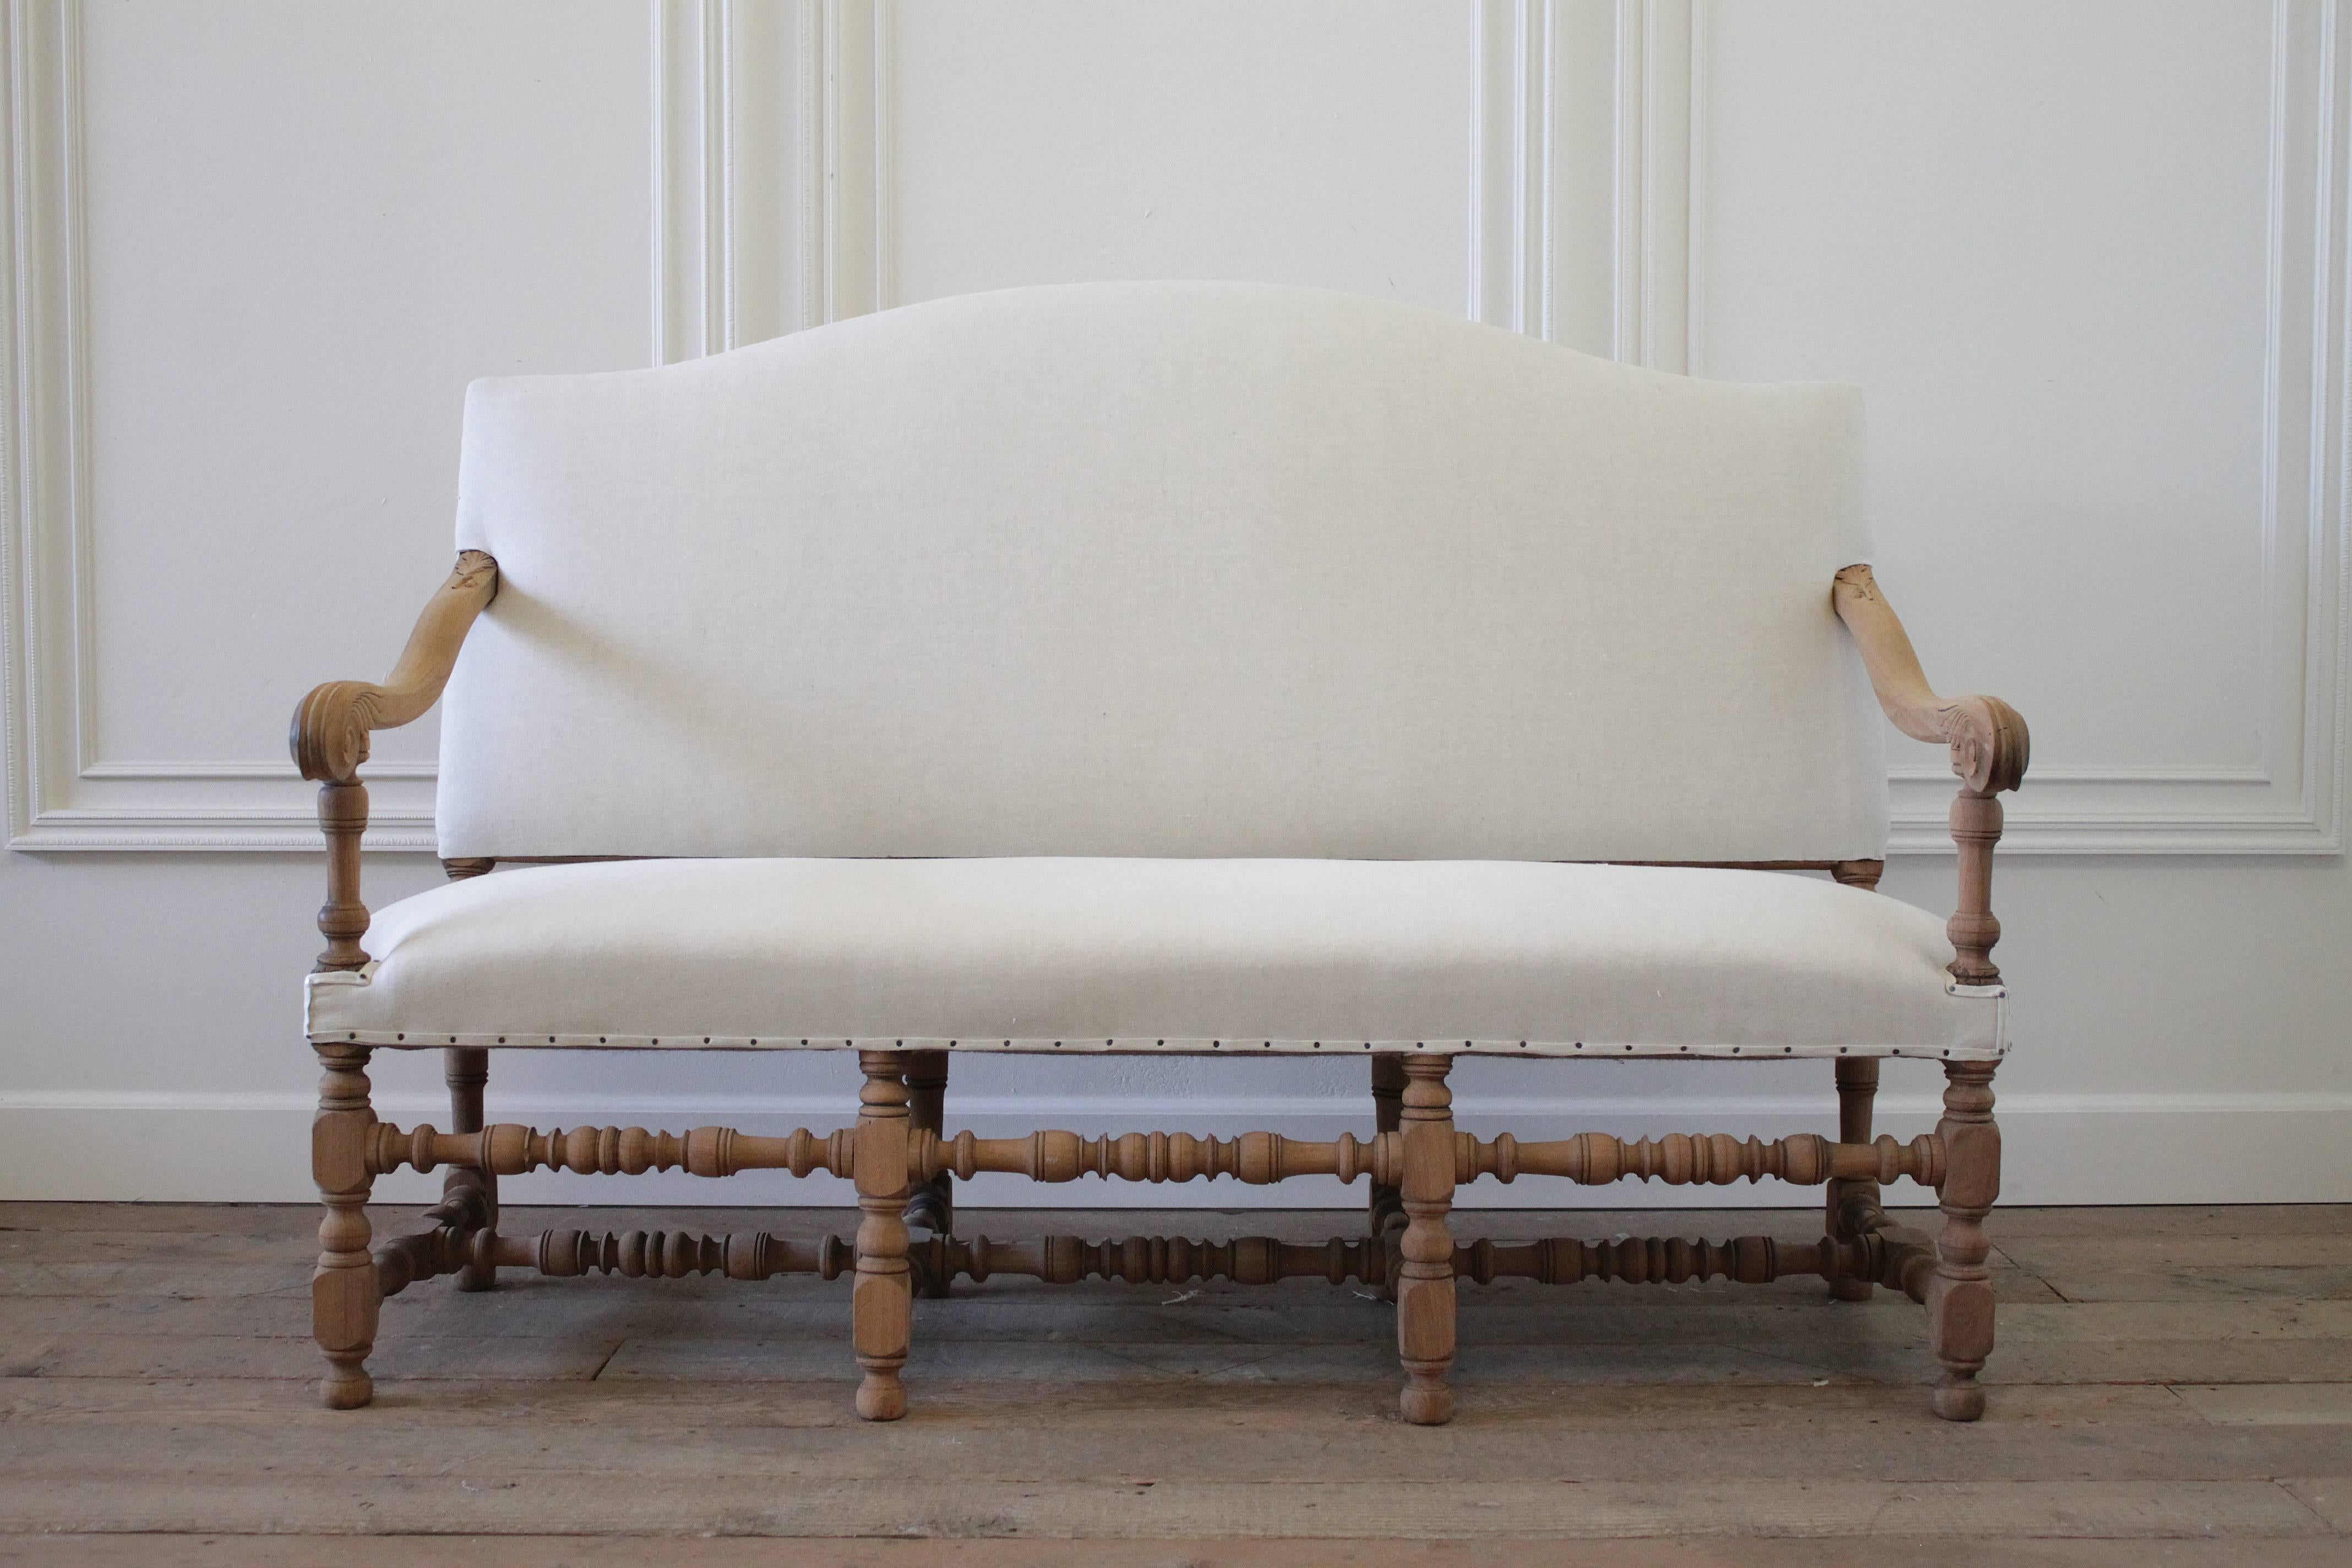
[442,1046,498,1292]
[1929,1060,2001,1420]
[312,1043,379,1409]
[853,1050,913,1420]
[1826,1057,1882,1302]
[901,1050,954,1299]
[1369,1053,1406,1240]
[1395,1054,1456,1425]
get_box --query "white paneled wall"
[1702,1,2342,853]
[3,1,2347,1206]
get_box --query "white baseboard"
[4,1090,2347,1209]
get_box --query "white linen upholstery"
[438,281,1886,864]
[305,859,2003,1061]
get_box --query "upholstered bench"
[294,281,2026,1426]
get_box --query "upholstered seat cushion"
[304,858,2002,1060]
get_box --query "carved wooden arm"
[1831,564,2030,986]
[291,551,498,971]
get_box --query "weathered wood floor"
[2,1202,2348,1565]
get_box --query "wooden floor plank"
[0,1274,2157,1348]
[2174,1385,2352,1425]
[2002,1236,2352,1272]
[8,1402,2349,1485]
[1980,1206,2352,1240]
[2280,1477,2349,1531]
[0,1262,315,1300]
[2018,1267,2352,1304]
[14,1331,622,1383]
[0,1202,2345,1548]
[1,1474,2332,1539]
[572,1328,2352,1390]
[5,1537,2346,1567]
[0,1374,2200,1427]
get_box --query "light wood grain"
[1828,1055,1883,1303]
[2176,1384,2352,1425]
[308,1046,377,1409]
[10,1385,2351,1483]
[290,551,496,971]
[1833,562,2027,985]
[2284,1477,2352,1531]
[1929,1060,2001,1419]
[289,551,497,788]
[273,559,2035,1435]
[439,1036,496,1294]
[3,1538,2348,1567]
[852,1051,913,1419]
[902,1048,956,1292]
[1832,563,2027,796]
[1394,1055,1456,1424]
[1368,1053,1406,1300]
[0,1473,2331,1540]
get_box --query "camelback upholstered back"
[435,281,1886,863]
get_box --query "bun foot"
[1931,1377,1986,1422]
[1400,1380,1454,1425]
[856,1373,907,1422]
[319,1363,373,1410]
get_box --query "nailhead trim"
[306,1030,2009,1059]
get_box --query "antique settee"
[294,281,2026,1425]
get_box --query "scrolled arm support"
[1833,564,2030,986]
[1832,564,2027,795]
[290,552,498,971]
[292,551,498,786]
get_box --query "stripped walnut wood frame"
[345,1086,1968,1422]
[362,1119,1947,1189]
[292,552,496,1409]
[1832,562,2026,1417]
[381,1224,1930,1297]
[1833,562,2029,985]
[296,560,2026,1428]
[291,550,498,973]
